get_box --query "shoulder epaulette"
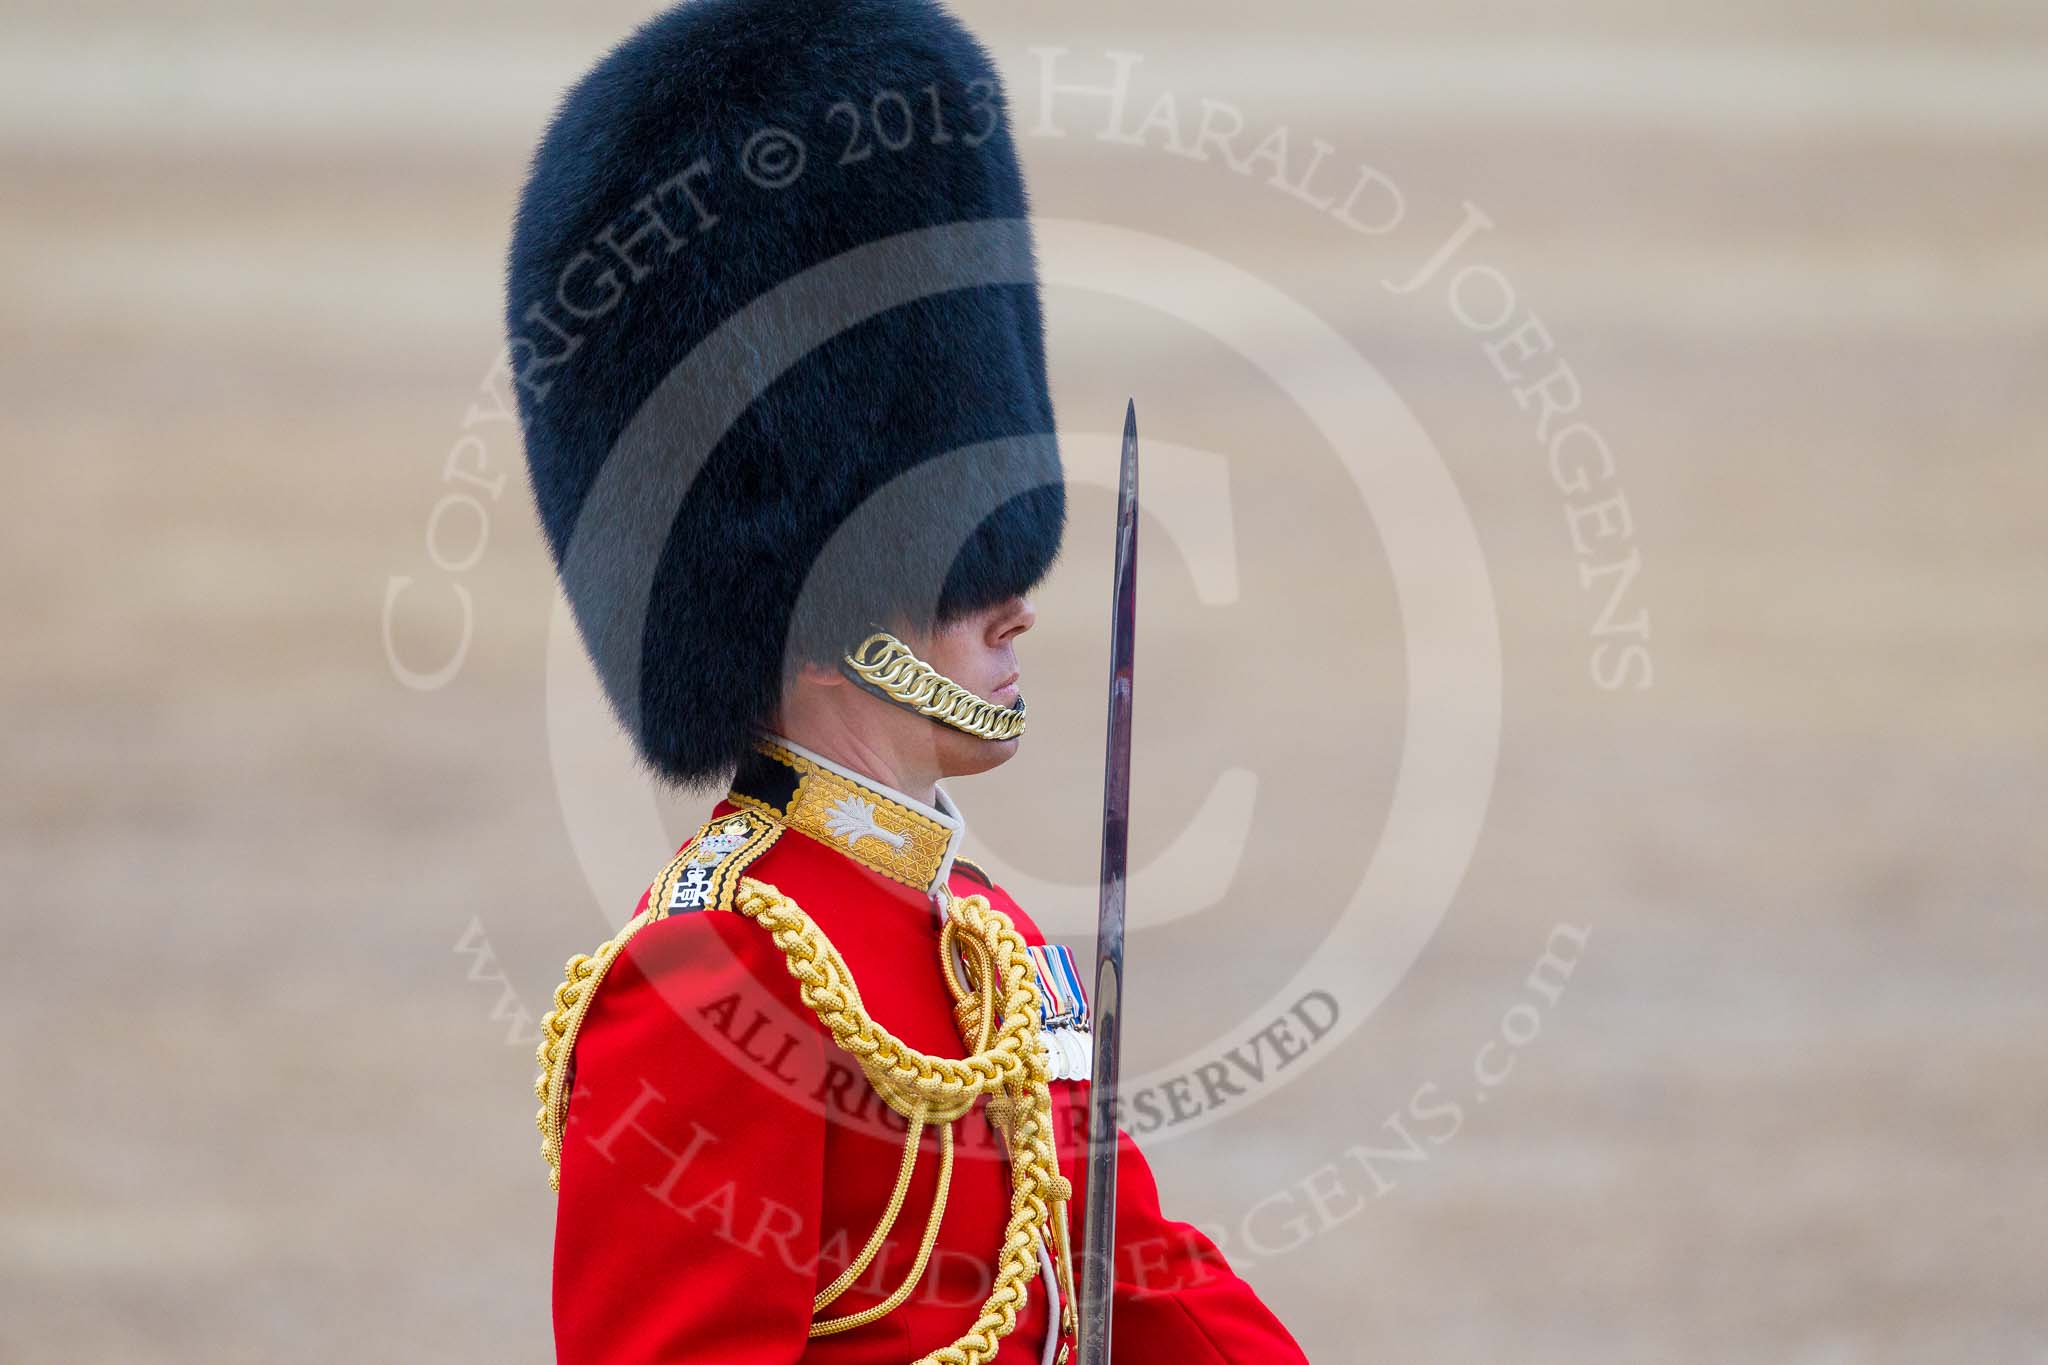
[646,811,784,918]
[534,810,785,1189]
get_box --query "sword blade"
[1076,399,1139,1365]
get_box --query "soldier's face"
[912,594,1036,778]
[781,596,1038,791]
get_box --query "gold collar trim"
[728,736,964,895]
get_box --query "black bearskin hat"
[506,0,1064,786]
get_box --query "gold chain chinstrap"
[841,631,1029,741]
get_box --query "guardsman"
[508,2,1309,1360]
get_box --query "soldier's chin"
[938,715,1022,778]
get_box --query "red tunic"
[548,743,1306,1364]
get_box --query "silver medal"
[1062,1028,1091,1083]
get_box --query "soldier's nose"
[995,596,1036,643]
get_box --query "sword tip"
[1116,399,1139,509]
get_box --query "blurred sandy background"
[5,1,2045,1361]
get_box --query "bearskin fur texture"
[507,0,1064,785]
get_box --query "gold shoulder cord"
[535,816,779,1186]
[535,847,1078,1361]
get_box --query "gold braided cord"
[813,1103,930,1315]
[939,904,1081,1344]
[534,908,660,1191]
[931,903,1053,1180]
[811,1123,955,1336]
[729,878,1075,1363]
[842,632,1028,741]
